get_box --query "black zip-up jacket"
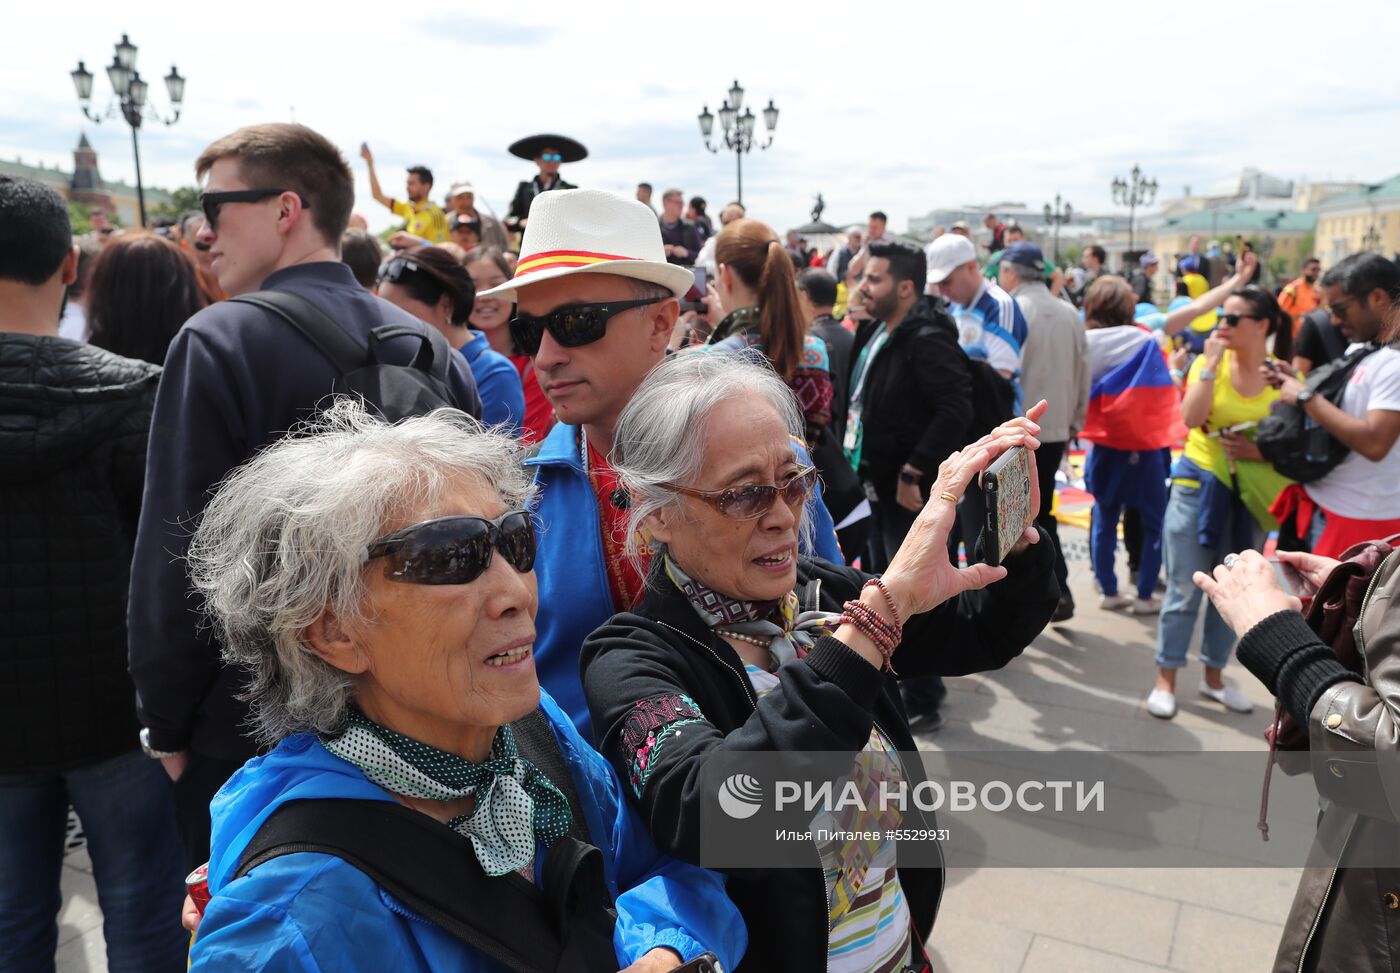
[852,298,973,501]
[1,334,159,773]
[127,262,481,761]
[581,543,1058,971]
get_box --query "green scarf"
[322,709,571,877]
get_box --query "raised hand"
[880,400,1048,620]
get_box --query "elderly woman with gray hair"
[181,400,743,972]
[581,353,1060,972]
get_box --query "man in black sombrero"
[504,134,586,233]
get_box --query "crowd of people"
[2,119,1399,973]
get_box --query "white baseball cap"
[924,234,978,285]
[447,180,475,197]
[477,189,695,301]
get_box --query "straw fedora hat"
[478,189,696,301]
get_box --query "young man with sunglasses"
[1266,252,1400,557]
[127,123,481,868]
[478,188,841,736]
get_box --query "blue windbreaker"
[188,691,745,971]
[527,421,844,738]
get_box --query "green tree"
[150,185,202,222]
[68,202,91,236]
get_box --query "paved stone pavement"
[53,525,1301,972]
[923,526,1299,972]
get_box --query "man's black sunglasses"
[362,511,536,585]
[509,298,665,355]
[200,188,309,232]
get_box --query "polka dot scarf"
[322,710,571,877]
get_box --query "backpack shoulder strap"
[511,708,592,845]
[233,798,558,973]
[232,290,368,376]
[366,322,454,385]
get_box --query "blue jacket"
[460,330,525,437]
[189,691,744,972]
[527,421,844,738]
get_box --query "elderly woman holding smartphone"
[1195,545,1400,973]
[582,353,1059,972]
[182,401,743,972]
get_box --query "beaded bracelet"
[862,578,904,629]
[843,600,900,644]
[841,598,901,673]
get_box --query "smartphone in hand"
[982,445,1034,568]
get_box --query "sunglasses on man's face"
[362,511,536,585]
[199,188,308,232]
[663,466,818,521]
[539,153,563,163]
[509,298,665,355]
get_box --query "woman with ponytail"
[708,219,834,443]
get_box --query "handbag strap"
[234,797,561,972]
[510,708,592,845]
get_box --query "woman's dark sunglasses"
[362,512,536,585]
[663,467,818,521]
[509,298,664,355]
[200,188,309,232]
[1218,313,1261,327]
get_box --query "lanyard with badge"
[842,329,891,470]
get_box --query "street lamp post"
[1042,193,1072,265]
[697,79,778,207]
[1111,165,1158,259]
[70,33,186,228]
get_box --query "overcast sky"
[4,0,1397,235]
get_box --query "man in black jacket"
[851,241,976,730]
[0,175,187,970]
[852,242,975,568]
[127,124,481,867]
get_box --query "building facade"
[0,133,172,227]
[1312,175,1400,266]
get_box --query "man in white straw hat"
[478,188,841,735]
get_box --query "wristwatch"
[1198,368,1217,381]
[898,467,921,485]
[1296,388,1316,407]
[139,727,183,760]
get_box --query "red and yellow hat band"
[512,249,640,279]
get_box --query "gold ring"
[940,491,958,503]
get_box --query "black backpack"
[231,290,457,422]
[1256,343,1379,483]
[967,359,1016,439]
[231,710,618,973]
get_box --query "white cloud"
[3,0,1397,235]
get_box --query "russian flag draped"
[1079,333,1186,451]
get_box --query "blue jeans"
[1155,482,1260,671]
[1086,446,1168,599]
[0,750,187,973]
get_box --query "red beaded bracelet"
[841,598,901,673]
[862,578,903,629]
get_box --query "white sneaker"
[1129,597,1163,615]
[1147,689,1177,719]
[1099,593,1133,611]
[1200,681,1254,713]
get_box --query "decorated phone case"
[982,446,1033,567]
